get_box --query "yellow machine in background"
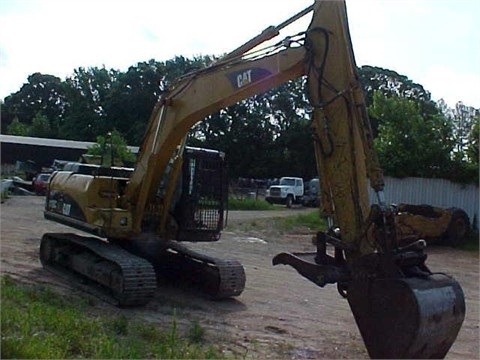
[41,1,465,358]
[395,203,470,246]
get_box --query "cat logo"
[226,67,272,89]
[236,70,252,88]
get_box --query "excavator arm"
[305,0,384,257]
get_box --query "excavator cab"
[173,147,228,242]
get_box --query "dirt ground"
[1,196,479,359]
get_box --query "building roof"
[0,134,139,153]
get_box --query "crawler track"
[40,233,157,306]
[40,233,245,306]
[160,241,246,299]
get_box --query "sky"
[0,0,479,109]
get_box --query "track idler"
[273,234,465,359]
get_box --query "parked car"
[32,173,51,195]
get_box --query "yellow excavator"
[41,1,465,358]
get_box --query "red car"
[32,173,51,195]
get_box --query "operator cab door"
[175,148,228,242]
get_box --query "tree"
[6,112,53,138]
[466,115,479,165]
[358,66,440,136]
[358,66,434,106]
[104,60,165,145]
[104,56,214,146]
[61,67,117,141]
[86,130,135,167]
[370,91,454,178]
[1,73,68,137]
[433,100,479,183]
[450,114,480,184]
[188,99,278,179]
[437,100,479,161]
[1,57,476,183]
[29,112,52,138]
[6,117,29,136]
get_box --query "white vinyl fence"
[368,176,479,228]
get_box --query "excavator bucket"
[347,273,465,359]
[273,241,465,359]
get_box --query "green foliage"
[466,115,479,165]
[1,188,9,202]
[86,129,135,166]
[280,210,326,232]
[458,235,479,252]
[224,208,324,234]
[103,60,164,145]
[188,320,205,343]
[61,66,119,141]
[228,197,275,210]
[6,117,29,136]
[370,91,455,178]
[7,112,54,138]
[1,58,478,183]
[188,78,316,179]
[1,276,223,359]
[29,112,52,138]
[358,65,434,106]
[1,73,67,138]
[109,314,129,335]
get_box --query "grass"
[0,275,223,359]
[225,194,326,234]
[1,190,8,203]
[458,230,479,252]
[278,209,326,232]
[227,208,326,235]
[228,197,275,210]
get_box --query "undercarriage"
[40,233,245,306]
